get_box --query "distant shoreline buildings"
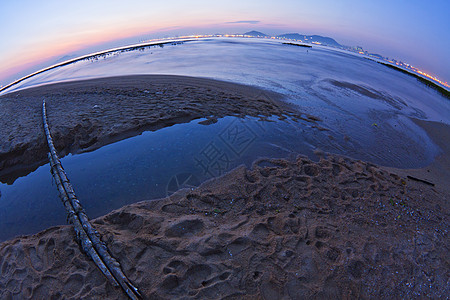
[158,31,448,89]
[1,32,448,91]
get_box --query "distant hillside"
[241,31,341,47]
[277,33,341,47]
[244,31,268,37]
[277,33,304,40]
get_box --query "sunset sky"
[1,0,449,86]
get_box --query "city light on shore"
[144,34,449,89]
[0,0,448,87]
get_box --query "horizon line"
[1,35,448,96]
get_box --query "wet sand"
[1,152,448,298]
[0,75,308,184]
[0,76,449,298]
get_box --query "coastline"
[0,75,448,298]
[384,118,450,197]
[1,151,448,298]
[0,40,192,94]
[376,61,449,98]
[0,74,309,184]
[2,37,449,99]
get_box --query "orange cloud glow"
[0,16,212,83]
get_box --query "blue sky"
[0,0,449,85]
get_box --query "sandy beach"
[0,75,449,298]
[0,75,309,185]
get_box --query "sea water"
[0,38,449,241]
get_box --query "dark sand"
[0,76,449,299]
[0,75,309,184]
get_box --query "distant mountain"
[244,31,268,37]
[277,33,304,40]
[277,33,341,47]
[241,31,342,47]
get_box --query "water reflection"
[0,115,439,241]
[0,38,448,242]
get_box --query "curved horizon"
[1,36,449,98]
[1,0,449,86]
